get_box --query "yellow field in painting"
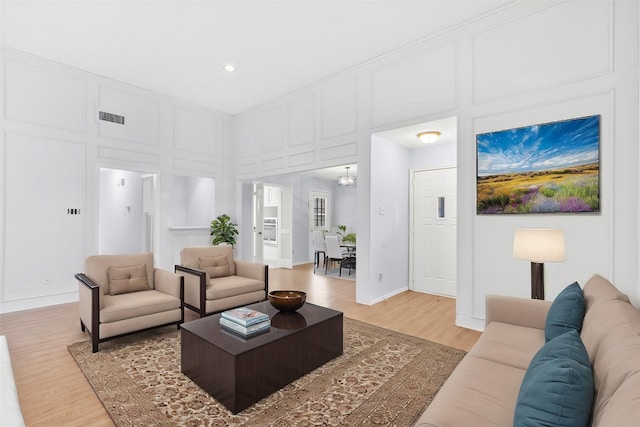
[477,163,599,214]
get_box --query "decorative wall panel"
[173,157,216,175]
[473,1,611,103]
[4,60,86,132]
[321,141,357,161]
[259,105,286,152]
[289,151,316,168]
[289,94,316,146]
[371,43,457,128]
[235,113,257,159]
[262,156,285,172]
[321,78,358,140]
[174,107,217,155]
[98,146,159,165]
[4,133,85,300]
[98,86,159,145]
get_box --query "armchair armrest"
[175,265,207,317]
[235,260,267,281]
[486,295,552,330]
[235,260,269,299]
[154,268,183,299]
[75,273,100,352]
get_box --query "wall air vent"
[98,111,125,125]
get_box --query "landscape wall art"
[476,115,600,214]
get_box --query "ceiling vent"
[98,111,125,125]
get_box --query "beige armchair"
[75,252,184,352]
[175,245,268,317]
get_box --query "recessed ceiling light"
[223,64,236,73]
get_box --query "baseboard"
[455,314,485,332]
[369,286,408,305]
[0,291,79,314]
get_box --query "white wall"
[333,185,358,234]
[171,176,215,227]
[0,48,233,313]
[369,135,411,301]
[232,0,640,329]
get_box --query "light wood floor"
[0,263,480,427]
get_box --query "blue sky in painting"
[476,115,600,177]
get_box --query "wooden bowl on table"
[268,290,306,313]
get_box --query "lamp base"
[531,262,545,300]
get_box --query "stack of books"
[220,307,270,337]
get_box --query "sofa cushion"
[107,264,150,295]
[181,246,236,275]
[514,330,593,427]
[206,275,266,300]
[85,252,155,295]
[100,290,181,323]
[199,255,231,278]
[545,282,585,342]
[415,355,527,427]
[467,322,545,371]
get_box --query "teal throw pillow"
[514,330,594,427]
[545,282,585,342]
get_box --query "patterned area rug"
[68,318,465,426]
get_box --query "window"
[310,189,330,230]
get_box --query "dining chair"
[312,230,326,273]
[325,235,353,277]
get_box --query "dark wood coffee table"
[181,301,343,414]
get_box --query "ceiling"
[375,116,458,149]
[1,1,512,116]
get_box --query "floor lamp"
[513,229,565,300]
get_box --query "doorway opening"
[373,115,458,298]
[252,182,293,269]
[98,168,157,255]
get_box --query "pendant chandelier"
[337,166,357,187]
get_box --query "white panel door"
[412,168,457,297]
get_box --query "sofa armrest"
[0,336,25,427]
[175,265,207,317]
[486,295,552,330]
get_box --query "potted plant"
[210,214,239,247]
[337,224,356,244]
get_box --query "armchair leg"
[92,334,99,353]
[80,320,85,332]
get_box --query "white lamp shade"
[513,229,565,262]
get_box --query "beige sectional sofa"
[0,335,25,426]
[415,274,640,427]
[175,245,268,317]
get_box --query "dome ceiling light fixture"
[337,166,357,187]
[417,131,441,144]
[223,64,236,73]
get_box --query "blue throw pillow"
[514,330,594,427]
[545,282,585,342]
